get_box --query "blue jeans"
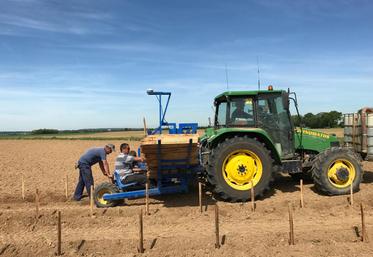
[73,163,94,201]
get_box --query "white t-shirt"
[114,153,135,180]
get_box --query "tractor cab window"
[216,101,227,126]
[257,94,294,157]
[228,98,254,126]
[215,97,254,127]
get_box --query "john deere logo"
[296,128,330,139]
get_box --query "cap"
[105,144,115,152]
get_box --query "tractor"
[199,86,363,201]
[93,87,363,207]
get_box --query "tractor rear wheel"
[207,136,274,202]
[311,147,362,195]
[94,182,121,208]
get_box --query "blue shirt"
[79,147,107,166]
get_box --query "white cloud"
[81,43,166,52]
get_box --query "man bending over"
[73,144,115,201]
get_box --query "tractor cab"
[213,87,294,158]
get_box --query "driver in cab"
[231,100,252,121]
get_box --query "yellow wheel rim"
[327,159,356,188]
[222,149,263,191]
[96,188,112,205]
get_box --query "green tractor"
[200,87,363,201]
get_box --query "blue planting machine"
[145,89,198,135]
[94,90,199,207]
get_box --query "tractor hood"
[200,127,340,161]
[294,128,340,153]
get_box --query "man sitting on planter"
[114,143,147,187]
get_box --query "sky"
[0,0,373,131]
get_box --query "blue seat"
[114,171,139,190]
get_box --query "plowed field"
[1,140,373,257]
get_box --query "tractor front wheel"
[94,182,121,208]
[311,147,362,195]
[207,136,274,202]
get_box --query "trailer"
[343,107,373,161]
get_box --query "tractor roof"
[214,89,284,101]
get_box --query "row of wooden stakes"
[22,175,316,210]
[26,177,368,255]
[48,197,369,255]
[21,173,354,211]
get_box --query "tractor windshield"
[215,97,254,127]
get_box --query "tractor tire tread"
[206,136,275,202]
[94,182,121,208]
[311,147,363,195]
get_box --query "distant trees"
[30,128,145,135]
[291,111,343,128]
[31,129,59,134]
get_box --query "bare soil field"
[1,139,373,257]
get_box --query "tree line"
[30,128,144,135]
[291,111,342,129]
[13,112,343,135]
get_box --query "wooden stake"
[288,203,295,245]
[21,174,25,200]
[57,211,62,256]
[300,179,304,208]
[143,117,147,137]
[215,204,220,249]
[90,185,94,217]
[198,182,202,213]
[251,180,255,212]
[65,174,68,200]
[350,183,354,206]
[35,188,40,218]
[145,178,149,216]
[361,203,368,242]
[138,209,144,253]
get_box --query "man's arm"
[134,156,145,162]
[99,160,111,177]
[98,148,112,177]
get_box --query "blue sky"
[0,0,373,131]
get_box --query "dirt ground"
[1,140,373,257]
